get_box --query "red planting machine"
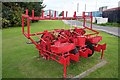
[22,9,106,78]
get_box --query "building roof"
[103,7,120,11]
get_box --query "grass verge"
[79,19,120,27]
[93,22,120,27]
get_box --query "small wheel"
[86,41,94,57]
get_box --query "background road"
[63,20,120,37]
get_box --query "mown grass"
[85,31,119,78]
[0,29,2,79]
[2,20,119,78]
[93,22,120,27]
[79,19,120,27]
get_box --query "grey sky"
[43,0,119,16]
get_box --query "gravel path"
[72,59,107,79]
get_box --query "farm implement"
[22,9,106,78]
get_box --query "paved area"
[72,59,107,79]
[63,20,120,37]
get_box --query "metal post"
[22,16,24,34]
[101,50,104,59]
[90,12,93,29]
[62,11,64,19]
[63,58,66,78]
[77,3,79,12]
[66,11,68,18]
[26,9,28,15]
[32,10,34,19]
[27,18,30,38]
[83,12,86,27]
[54,11,56,18]
[85,4,86,12]
[73,11,76,19]
[49,10,51,18]
[42,10,44,18]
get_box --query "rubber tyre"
[86,41,94,57]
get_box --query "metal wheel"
[39,32,54,59]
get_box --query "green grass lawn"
[2,20,119,78]
[79,20,120,27]
[0,29,2,79]
[93,22,120,27]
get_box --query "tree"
[2,2,46,28]
[59,11,62,16]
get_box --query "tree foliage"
[59,11,62,16]
[2,2,46,28]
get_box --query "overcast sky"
[43,0,119,16]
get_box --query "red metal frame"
[82,12,93,29]
[22,9,106,78]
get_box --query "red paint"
[54,11,56,18]
[49,10,51,18]
[62,11,64,19]
[42,10,44,18]
[26,9,28,15]
[66,11,68,17]
[32,10,34,18]
[22,9,107,78]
